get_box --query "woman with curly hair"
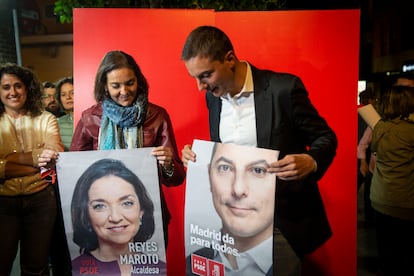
[0,63,63,275]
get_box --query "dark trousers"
[362,172,375,223]
[357,165,375,224]
[0,186,57,276]
[274,228,302,276]
[49,182,72,276]
[375,210,414,275]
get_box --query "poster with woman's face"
[185,140,279,275]
[56,148,166,276]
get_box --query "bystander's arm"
[357,126,373,176]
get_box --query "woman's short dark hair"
[55,76,73,109]
[71,158,155,253]
[181,25,234,62]
[0,63,43,116]
[94,50,148,103]
[378,85,414,120]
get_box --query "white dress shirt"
[219,62,257,147]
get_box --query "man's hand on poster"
[269,154,317,181]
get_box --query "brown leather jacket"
[70,102,185,186]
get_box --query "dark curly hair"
[0,63,43,116]
[71,158,155,254]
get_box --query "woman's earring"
[139,216,143,226]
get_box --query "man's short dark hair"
[181,25,234,62]
[42,81,56,89]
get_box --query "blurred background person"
[0,63,63,275]
[71,158,166,276]
[370,85,414,275]
[56,76,74,151]
[49,77,75,274]
[392,72,414,87]
[70,50,185,247]
[358,89,376,141]
[41,81,65,117]
[357,88,377,226]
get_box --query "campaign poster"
[56,149,167,276]
[185,140,279,276]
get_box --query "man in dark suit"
[181,26,337,276]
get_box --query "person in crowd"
[358,89,376,140]
[71,158,166,276]
[370,85,414,275]
[357,125,376,225]
[358,75,414,229]
[393,71,414,87]
[70,50,185,246]
[180,26,337,275]
[56,76,74,151]
[49,77,75,275]
[357,89,376,225]
[41,81,65,117]
[0,63,63,275]
[187,143,277,275]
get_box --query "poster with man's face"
[56,149,166,276]
[185,140,279,275]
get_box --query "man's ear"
[225,51,235,62]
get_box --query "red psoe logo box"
[207,259,224,276]
[191,254,207,276]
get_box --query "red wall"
[73,9,359,275]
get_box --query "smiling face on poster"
[185,140,278,275]
[86,174,145,249]
[56,149,167,276]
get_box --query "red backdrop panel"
[216,10,360,275]
[73,9,359,276]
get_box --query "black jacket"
[206,65,337,255]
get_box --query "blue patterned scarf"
[98,93,148,150]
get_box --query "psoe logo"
[208,259,224,276]
[191,254,207,276]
